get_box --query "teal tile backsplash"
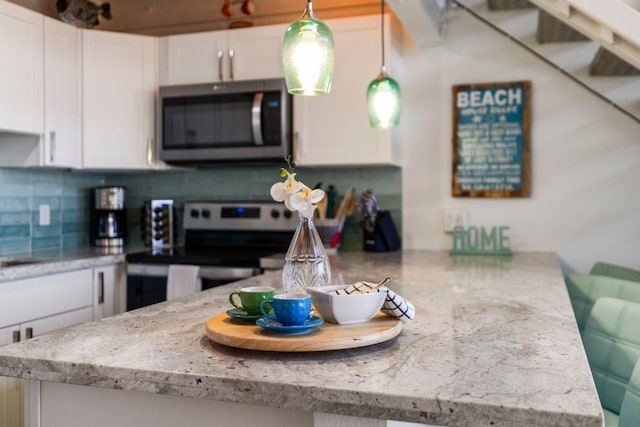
[0,168,105,256]
[0,165,401,255]
[108,165,402,252]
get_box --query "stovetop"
[125,246,284,268]
[127,201,297,268]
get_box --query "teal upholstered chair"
[565,273,640,331]
[619,359,640,427]
[591,262,640,284]
[582,297,640,426]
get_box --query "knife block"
[363,211,401,252]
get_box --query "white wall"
[401,12,640,273]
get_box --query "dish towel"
[167,264,201,301]
[328,281,415,323]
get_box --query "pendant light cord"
[380,0,386,72]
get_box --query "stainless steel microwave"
[158,78,292,165]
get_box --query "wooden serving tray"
[205,312,402,352]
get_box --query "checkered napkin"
[328,281,415,323]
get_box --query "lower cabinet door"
[21,306,94,339]
[0,307,94,427]
[0,377,22,427]
[94,264,123,320]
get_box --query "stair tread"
[456,0,640,120]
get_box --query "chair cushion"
[604,408,619,427]
[619,359,640,427]
[583,297,640,414]
[591,262,640,283]
[565,273,640,331]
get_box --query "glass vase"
[282,211,331,293]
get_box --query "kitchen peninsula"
[0,251,602,426]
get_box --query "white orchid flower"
[270,172,302,202]
[288,186,325,218]
[270,182,287,202]
[270,169,325,218]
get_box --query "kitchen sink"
[0,259,42,268]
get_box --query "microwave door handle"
[251,92,264,146]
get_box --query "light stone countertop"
[0,246,145,283]
[0,250,603,426]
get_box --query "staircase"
[449,0,640,122]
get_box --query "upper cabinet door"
[159,31,228,85]
[0,1,43,134]
[159,24,285,85]
[293,15,402,167]
[82,30,157,169]
[227,24,285,81]
[43,17,81,168]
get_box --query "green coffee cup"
[229,286,276,315]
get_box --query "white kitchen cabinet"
[227,25,285,82]
[159,23,285,85]
[293,15,403,167]
[0,307,93,427]
[7,307,94,344]
[0,268,94,427]
[0,376,22,427]
[93,263,124,320]
[82,30,157,169]
[0,269,93,329]
[43,16,81,168]
[0,0,43,135]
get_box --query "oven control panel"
[183,202,298,231]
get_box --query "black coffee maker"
[90,186,127,247]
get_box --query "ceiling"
[9,0,381,35]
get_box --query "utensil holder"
[315,218,345,255]
[363,211,401,252]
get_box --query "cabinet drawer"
[0,269,93,328]
[22,306,94,339]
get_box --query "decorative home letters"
[450,226,513,256]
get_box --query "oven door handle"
[126,264,260,280]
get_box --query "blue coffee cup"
[260,293,312,326]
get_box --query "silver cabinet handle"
[251,92,264,146]
[146,137,153,166]
[294,131,301,162]
[98,271,105,304]
[25,327,33,340]
[49,131,56,163]
[228,49,235,81]
[12,330,20,343]
[217,50,224,81]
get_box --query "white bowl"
[307,285,386,324]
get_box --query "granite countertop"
[0,250,603,426]
[0,245,146,282]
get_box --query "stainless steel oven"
[125,201,297,311]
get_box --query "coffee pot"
[90,186,127,247]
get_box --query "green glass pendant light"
[282,0,335,96]
[367,0,401,128]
